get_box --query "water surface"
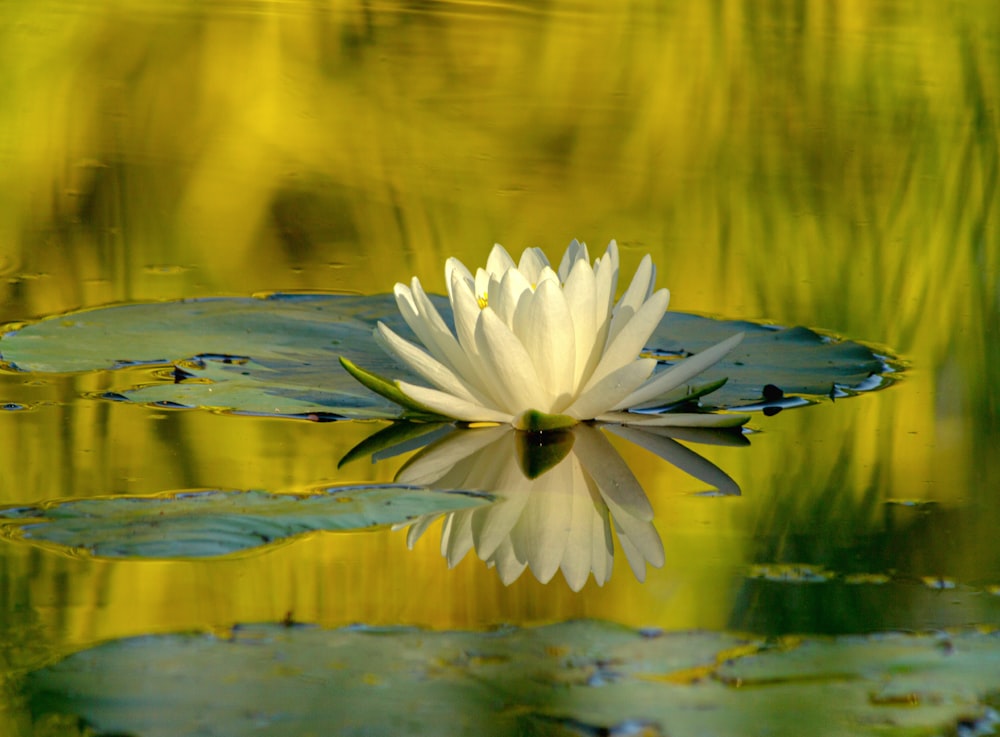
[0,0,998,731]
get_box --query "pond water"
[1,1,999,735]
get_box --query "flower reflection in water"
[349,422,745,591]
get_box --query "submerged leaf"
[24,620,1000,737]
[0,486,491,559]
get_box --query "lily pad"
[0,293,893,419]
[0,485,491,559]
[23,620,1000,737]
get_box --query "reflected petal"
[397,425,510,486]
[607,425,742,496]
[510,461,574,584]
[486,536,529,585]
[440,511,475,567]
[400,513,442,549]
[355,418,745,591]
[559,458,604,591]
[596,411,749,428]
[572,424,653,521]
[473,491,531,560]
[614,516,665,581]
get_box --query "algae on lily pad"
[0,293,893,419]
[0,485,491,559]
[24,620,1000,737]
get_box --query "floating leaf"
[0,293,894,418]
[747,563,836,583]
[648,317,892,406]
[0,485,491,559]
[24,620,1000,737]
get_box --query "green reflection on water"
[0,3,998,728]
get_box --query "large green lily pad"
[0,485,491,559]
[23,620,1000,737]
[0,293,893,419]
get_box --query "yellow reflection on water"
[0,0,998,655]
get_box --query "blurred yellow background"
[0,0,998,661]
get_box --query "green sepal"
[513,410,578,432]
[338,357,446,420]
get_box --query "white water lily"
[342,240,748,431]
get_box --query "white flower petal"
[396,380,513,423]
[513,278,576,407]
[486,244,516,277]
[608,253,654,343]
[593,240,620,318]
[615,331,745,409]
[492,266,533,327]
[458,308,525,413]
[534,265,560,287]
[644,262,658,301]
[375,323,482,404]
[396,278,484,391]
[564,359,655,420]
[584,288,669,390]
[449,269,483,353]
[517,247,550,284]
[444,257,474,303]
[615,254,655,315]
[596,410,750,428]
[562,257,600,388]
[448,270,506,406]
[557,239,589,282]
[474,307,551,413]
[475,268,490,305]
